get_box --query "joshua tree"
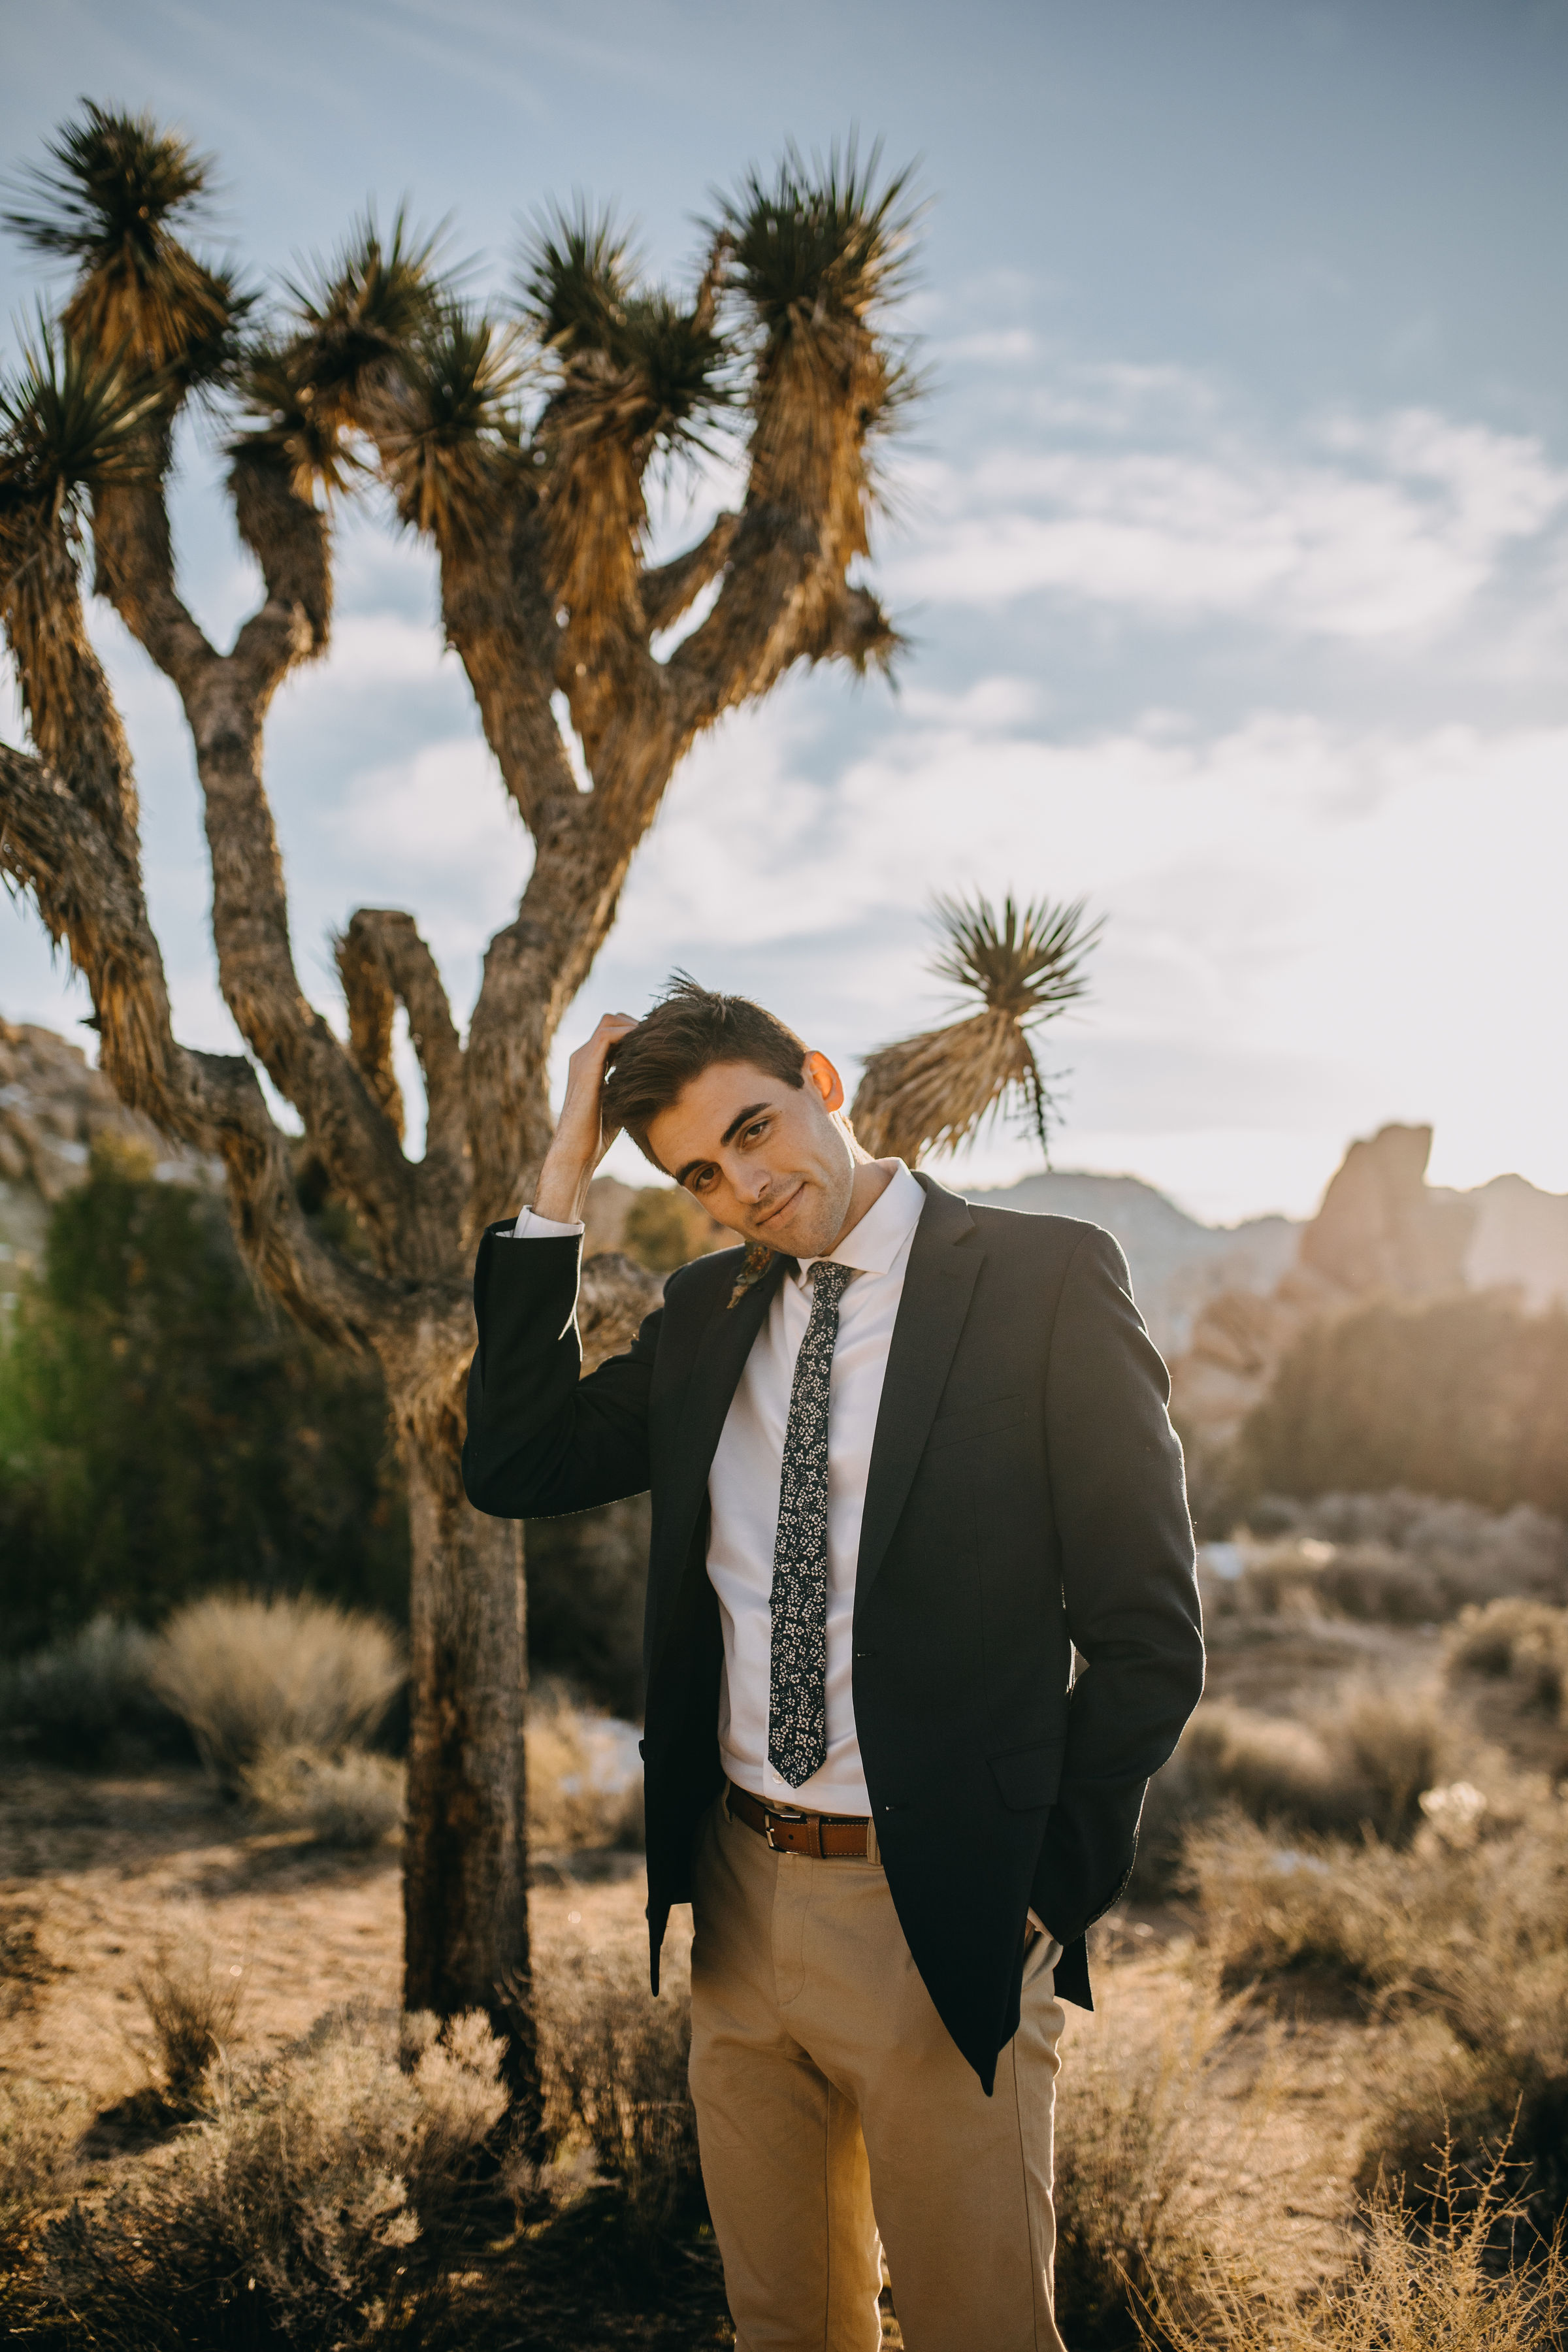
[852,892,1100,1168]
[0,103,916,2097]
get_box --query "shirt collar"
[793,1160,924,1285]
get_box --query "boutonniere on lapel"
[727,1242,777,1310]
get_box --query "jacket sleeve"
[1031,1226,1204,1942]
[461,1221,660,1519]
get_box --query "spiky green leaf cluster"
[383,304,529,536]
[931,892,1102,1027]
[287,207,447,404]
[3,102,248,381]
[0,314,160,540]
[519,203,731,456]
[720,137,920,340]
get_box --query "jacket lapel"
[855,1173,982,1616]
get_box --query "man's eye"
[690,1169,714,1192]
[744,1120,767,1143]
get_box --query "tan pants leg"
[688,1793,1068,2352]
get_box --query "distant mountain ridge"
[962,1171,1299,1355]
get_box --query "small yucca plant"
[850,891,1101,1168]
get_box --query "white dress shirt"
[511,1161,924,1814]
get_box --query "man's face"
[644,1054,858,1260]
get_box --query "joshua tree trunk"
[400,1439,532,2097]
[0,108,916,2098]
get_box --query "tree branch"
[0,734,390,1352]
[89,456,425,1265]
[337,907,466,1212]
[637,510,738,636]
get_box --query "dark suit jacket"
[463,1173,1203,2090]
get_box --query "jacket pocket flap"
[926,1394,1026,1451]
[988,1738,1066,1812]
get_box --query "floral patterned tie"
[767,1258,855,1788]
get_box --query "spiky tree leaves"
[0,102,922,2113]
[851,894,1103,1168]
[4,103,245,384]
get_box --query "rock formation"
[1169,1124,1475,1465]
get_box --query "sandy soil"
[0,1763,645,2110]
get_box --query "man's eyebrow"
[674,1100,771,1190]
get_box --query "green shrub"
[1246,1492,1568,1612]
[525,1495,649,1718]
[149,1592,403,1791]
[0,1139,408,1654]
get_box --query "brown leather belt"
[728,1782,872,1859]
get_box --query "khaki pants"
[689,1789,1069,2352]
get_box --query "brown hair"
[603,974,808,1168]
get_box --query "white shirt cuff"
[510,1207,585,1239]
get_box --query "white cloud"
[585,683,1568,1218]
[888,405,1568,642]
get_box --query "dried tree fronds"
[3,101,244,378]
[851,891,1102,1167]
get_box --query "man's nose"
[734,1161,771,1204]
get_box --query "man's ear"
[804,1051,845,1112]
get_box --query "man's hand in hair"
[531,1013,640,1224]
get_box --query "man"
[463,981,1203,2352]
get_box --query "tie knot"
[808,1258,854,1305]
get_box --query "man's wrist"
[531,1160,592,1224]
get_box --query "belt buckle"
[764,1812,789,1851]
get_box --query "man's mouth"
[755,1182,804,1231]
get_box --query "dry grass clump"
[136,1927,244,2108]
[527,1679,644,1855]
[0,1614,182,1765]
[148,1592,404,1790]
[241,1742,406,1848]
[534,1933,700,2236]
[0,2080,84,2270]
[1245,1492,1568,1614]
[1191,1780,1568,2238]
[1137,1687,1442,1892]
[1445,1599,1568,1720]
[33,2002,505,2350]
[1206,1496,1568,1636]
[1146,2147,1568,2352]
[1053,1988,1234,2350]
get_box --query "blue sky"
[4,0,1568,1220]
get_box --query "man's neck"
[828,1156,898,1254]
